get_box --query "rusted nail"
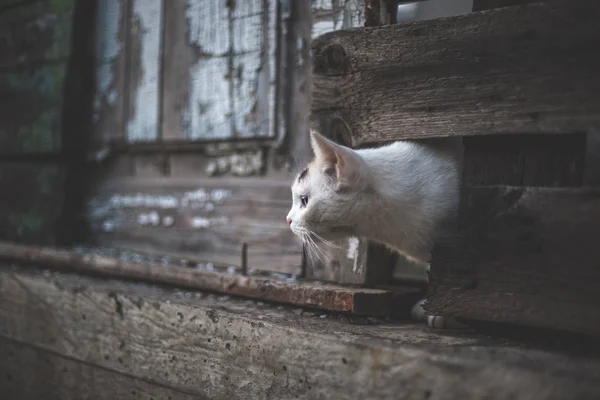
[241,242,248,276]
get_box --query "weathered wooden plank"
[1,268,600,400]
[266,0,278,138]
[0,337,200,400]
[86,177,302,274]
[160,0,191,140]
[162,0,232,140]
[162,0,275,141]
[428,186,600,337]
[312,1,600,146]
[93,0,129,149]
[472,0,539,11]
[0,245,391,315]
[0,164,65,245]
[0,0,73,68]
[126,0,162,142]
[231,0,271,138]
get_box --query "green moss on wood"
[0,64,67,153]
[0,0,74,68]
[0,164,66,245]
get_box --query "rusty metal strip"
[0,241,392,316]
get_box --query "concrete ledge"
[0,265,599,400]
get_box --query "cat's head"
[286,130,373,242]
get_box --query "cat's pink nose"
[286,218,292,226]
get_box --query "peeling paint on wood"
[232,0,269,138]
[87,178,301,274]
[184,0,231,140]
[312,0,364,38]
[161,0,276,141]
[93,0,279,143]
[126,0,162,142]
[205,149,264,177]
[93,0,128,147]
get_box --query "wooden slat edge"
[0,241,391,315]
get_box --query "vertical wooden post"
[57,0,98,246]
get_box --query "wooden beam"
[428,186,600,337]
[311,0,600,146]
[1,267,600,399]
[0,241,392,315]
[472,0,539,12]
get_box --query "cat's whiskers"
[309,231,341,249]
[305,235,330,264]
[292,226,334,264]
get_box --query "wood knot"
[314,44,350,75]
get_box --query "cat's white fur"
[287,130,466,329]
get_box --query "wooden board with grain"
[161,0,275,141]
[86,176,301,274]
[0,242,392,315]
[93,0,129,149]
[311,0,600,146]
[1,267,600,400]
[126,0,162,142]
[428,186,600,337]
[0,337,200,400]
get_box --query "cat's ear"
[309,129,338,166]
[310,130,363,190]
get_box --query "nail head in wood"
[241,242,248,276]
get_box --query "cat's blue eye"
[300,195,309,208]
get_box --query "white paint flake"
[347,237,360,260]
[138,211,160,226]
[94,0,123,121]
[127,0,163,142]
[162,215,175,227]
[185,0,231,139]
[109,193,179,209]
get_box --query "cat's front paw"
[411,298,470,330]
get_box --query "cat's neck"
[351,140,461,263]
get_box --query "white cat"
[286,130,466,329]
